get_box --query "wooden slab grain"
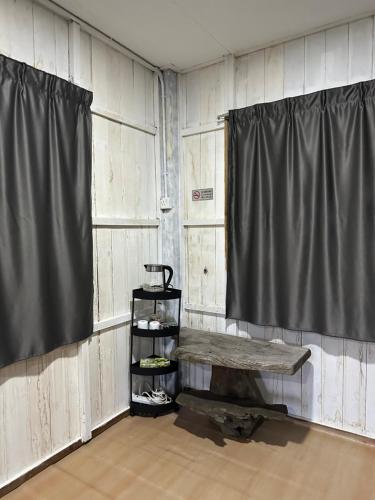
[174,328,311,375]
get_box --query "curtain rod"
[217,112,229,121]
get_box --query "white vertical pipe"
[156,70,168,199]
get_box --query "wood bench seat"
[174,327,311,375]
[173,328,311,438]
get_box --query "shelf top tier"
[133,287,181,300]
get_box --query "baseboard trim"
[0,408,130,498]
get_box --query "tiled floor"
[5,409,375,499]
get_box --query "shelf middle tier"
[130,357,179,376]
[131,325,179,338]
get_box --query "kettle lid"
[144,264,164,272]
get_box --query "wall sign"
[192,188,214,201]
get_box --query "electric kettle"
[143,264,173,292]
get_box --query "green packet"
[140,357,170,368]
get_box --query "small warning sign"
[192,188,214,201]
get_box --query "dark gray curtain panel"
[0,55,93,367]
[226,79,375,342]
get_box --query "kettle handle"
[163,265,173,289]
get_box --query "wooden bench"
[173,328,311,438]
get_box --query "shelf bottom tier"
[130,400,179,417]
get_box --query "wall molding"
[92,107,157,136]
[93,313,131,332]
[184,303,225,316]
[181,122,224,137]
[93,217,160,227]
[183,219,224,227]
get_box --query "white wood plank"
[183,135,201,221]
[262,327,283,404]
[185,70,201,128]
[8,0,34,65]
[62,345,80,442]
[325,25,349,87]
[224,55,235,112]
[365,342,375,436]
[48,345,79,450]
[247,323,265,340]
[238,321,249,338]
[89,333,102,428]
[108,121,123,217]
[284,38,305,97]
[111,229,128,317]
[91,37,108,112]
[133,61,147,126]
[107,49,122,119]
[246,50,265,105]
[98,328,116,421]
[26,355,52,462]
[93,116,111,217]
[113,325,129,413]
[225,319,238,336]
[301,332,322,423]
[0,369,6,484]
[322,336,344,428]
[144,68,155,127]
[343,340,366,433]
[0,0,12,57]
[235,55,248,108]
[96,229,114,321]
[200,64,216,125]
[201,228,217,333]
[33,4,56,74]
[54,15,69,80]
[79,31,92,90]
[305,32,326,93]
[1,362,31,481]
[349,17,373,83]
[199,132,216,220]
[265,45,284,102]
[214,227,226,310]
[282,330,302,416]
[186,228,202,308]
[214,132,225,225]
[120,55,135,123]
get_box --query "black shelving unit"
[129,287,181,417]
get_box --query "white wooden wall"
[0,0,160,488]
[180,17,375,439]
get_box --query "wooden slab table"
[173,328,311,438]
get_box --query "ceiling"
[55,0,375,71]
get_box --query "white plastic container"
[137,319,149,330]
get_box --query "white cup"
[149,320,160,330]
[137,320,149,330]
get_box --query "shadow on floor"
[173,408,310,448]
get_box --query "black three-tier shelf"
[129,287,181,417]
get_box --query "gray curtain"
[226,79,375,342]
[0,55,93,367]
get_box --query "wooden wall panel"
[0,1,82,486]
[181,15,375,439]
[0,0,160,487]
[89,32,159,429]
